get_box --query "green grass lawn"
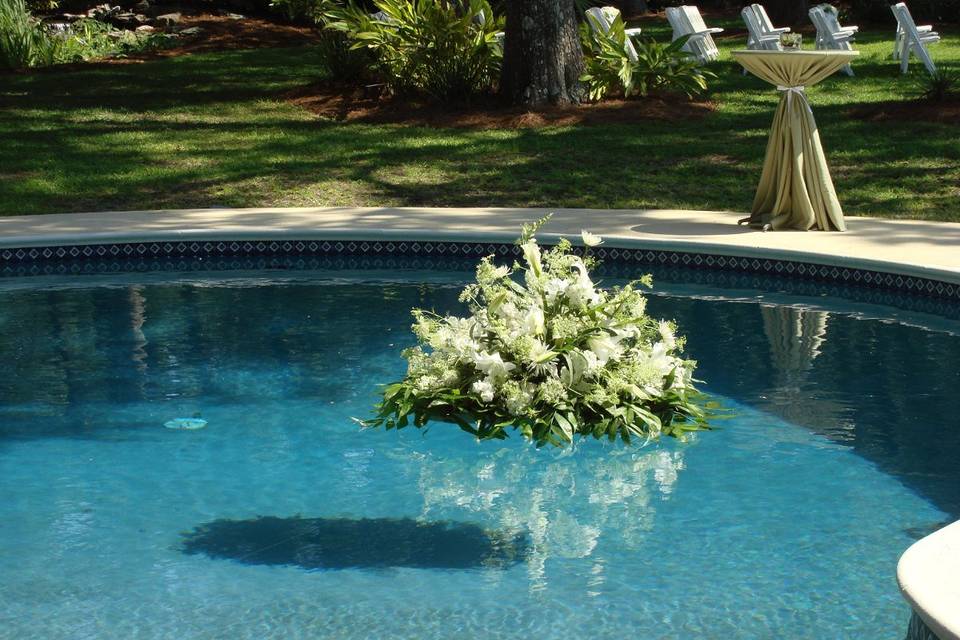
[0,16,958,219]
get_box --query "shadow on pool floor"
[180,515,530,571]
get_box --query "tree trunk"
[500,0,586,107]
[618,0,648,18]
[763,0,810,27]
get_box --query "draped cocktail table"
[732,50,859,232]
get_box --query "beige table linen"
[732,50,859,232]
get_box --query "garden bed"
[284,82,715,129]
[140,13,319,57]
[848,97,960,124]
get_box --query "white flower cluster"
[383,224,703,446]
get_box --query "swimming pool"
[1,266,958,639]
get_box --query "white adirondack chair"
[585,6,642,62]
[891,2,940,75]
[665,5,724,63]
[753,4,791,40]
[741,5,784,51]
[808,5,855,76]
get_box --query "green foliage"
[1,0,171,71]
[516,213,552,245]
[0,0,50,70]
[580,14,712,101]
[270,0,372,83]
[917,70,958,102]
[270,0,325,21]
[26,0,59,11]
[52,19,171,63]
[362,224,711,448]
[323,0,504,102]
[316,28,373,82]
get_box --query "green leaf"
[553,412,574,442]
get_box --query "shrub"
[271,0,326,21]
[323,0,504,102]
[315,28,373,82]
[26,0,59,12]
[0,0,56,70]
[1,0,172,71]
[580,14,712,101]
[918,70,958,102]
[57,18,174,60]
[271,0,373,82]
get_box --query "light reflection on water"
[0,270,958,639]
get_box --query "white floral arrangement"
[361,217,710,447]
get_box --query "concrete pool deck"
[2,207,960,286]
[899,520,960,640]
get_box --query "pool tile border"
[2,238,958,302]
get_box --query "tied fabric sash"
[776,85,812,113]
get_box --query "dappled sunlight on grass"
[0,23,958,219]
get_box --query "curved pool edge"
[2,206,960,635]
[1,206,960,298]
[898,520,960,640]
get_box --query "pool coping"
[898,520,960,640]
[1,207,960,290]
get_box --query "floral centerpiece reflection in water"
[361,216,711,447]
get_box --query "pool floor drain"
[164,418,208,431]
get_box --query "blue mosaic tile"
[0,239,958,312]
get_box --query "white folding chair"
[585,6,641,62]
[741,5,783,51]
[891,2,939,75]
[809,5,855,76]
[818,4,858,38]
[666,5,723,63]
[893,5,933,60]
[753,4,791,39]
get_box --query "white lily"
[471,380,495,403]
[472,351,517,382]
[658,320,676,349]
[523,305,545,336]
[580,349,600,375]
[544,278,570,304]
[649,341,674,377]
[521,241,543,278]
[566,262,600,307]
[581,230,603,247]
[587,334,623,365]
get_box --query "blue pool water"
[1,268,959,639]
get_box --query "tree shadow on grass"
[0,46,324,112]
[1,43,958,218]
[180,515,530,571]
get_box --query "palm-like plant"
[918,70,957,102]
[0,0,52,70]
[324,0,504,102]
[580,15,712,101]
